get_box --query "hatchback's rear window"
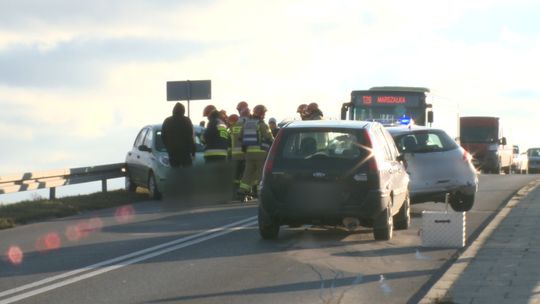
[394,130,458,153]
[280,130,365,160]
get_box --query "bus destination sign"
[357,94,420,107]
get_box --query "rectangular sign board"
[167,80,211,101]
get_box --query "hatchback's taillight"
[263,129,282,176]
[362,130,378,172]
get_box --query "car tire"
[449,192,474,212]
[125,175,137,192]
[258,206,280,240]
[393,193,410,230]
[148,172,162,200]
[373,207,393,241]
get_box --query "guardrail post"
[101,179,107,192]
[50,187,56,200]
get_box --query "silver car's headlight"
[488,144,498,151]
[158,154,171,167]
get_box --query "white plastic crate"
[421,211,466,248]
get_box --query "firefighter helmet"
[228,114,239,124]
[253,105,267,118]
[307,102,319,113]
[203,105,217,117]
[236,101,249,111]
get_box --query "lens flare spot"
[115,205,135,223]
[88,217,103,231]
[65,225,82,242]
[36,232,62,252]
[6,246,24,265]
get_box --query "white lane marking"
[0,216,257,303]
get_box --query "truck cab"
[459,116,513,174]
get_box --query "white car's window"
[134,128,148,148]
[395,130,458,153]
[143,128,154,148]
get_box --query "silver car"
[387,126,478,211]
[125,124,204,199]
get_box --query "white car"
[125,124,205,199]
[387,126,478,212]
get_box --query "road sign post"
[166,80,212,118]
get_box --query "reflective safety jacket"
[203,117,229,158]
[241,118,274,154]
[230,119,246,160]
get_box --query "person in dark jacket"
[202,107,229,163]
[161,102,196,167]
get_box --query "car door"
[377,127,408,212]
[139,127,155,186]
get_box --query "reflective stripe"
[204,149,228,157]
[246,146,266,153]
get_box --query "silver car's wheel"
[148,172,162,200]
[450,193,474,212]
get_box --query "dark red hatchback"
[258,120,410,240]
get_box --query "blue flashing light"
[399,116,411,125]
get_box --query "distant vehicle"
[519,148,540,174]
[340,86,459,139]
[511,145,520,173]
[516,152,529,174]
[125,124,204,199]
[259,120,410,241]
[460,116,513,174]
[387,126,478,212]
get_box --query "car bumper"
[410,182,477,204]
[259,184,389,224]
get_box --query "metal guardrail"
[0,163,126,200]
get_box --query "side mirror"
[138,145,152,152]
[500,137,507,146]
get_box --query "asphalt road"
[0,174,538,304]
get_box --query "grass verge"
[0,190,149,230]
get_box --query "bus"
[341,86,459,139]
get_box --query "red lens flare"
[114,205,135,223]
[35,232,62,253]
[6,246,24,265]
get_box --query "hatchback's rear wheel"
[449,192,474,212]
[373,207,393,240]
[258,206,279,239]
[148,172,162,200]
[393,193,410,230]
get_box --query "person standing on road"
[297,104,308,120]
[305,102,324,120]
[238,104,274,201]
[268,117,279,137]
[202,105,229,163]
[161,102,195,167]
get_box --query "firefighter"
[238,104,273,202]
[297,104,308,120]
[202,105,229,163]
[236,101,249,115]
[228,113,244,199]
[305,102,324,120]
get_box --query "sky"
[1,0,540,178]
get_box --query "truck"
[340,86,459,139]
[459,116,513,174]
